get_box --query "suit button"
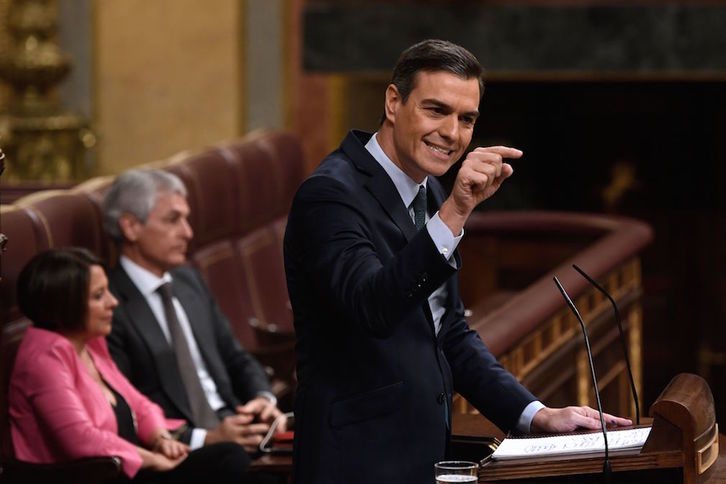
[437,392,445,404]
[421,273,428,283]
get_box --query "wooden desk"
[702,434,726,483]
[247,413,726,483]
[452,413,726,483]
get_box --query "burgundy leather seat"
[1,129,307,413]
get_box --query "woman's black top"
[107,383,139,446]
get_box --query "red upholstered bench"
[0,130,306,479]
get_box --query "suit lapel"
[171,274,237,408]
[111,268,193,421]
[366,177,418,242]
[343,131,418,242]
[342,131,460,339]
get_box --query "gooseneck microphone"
[572,263,640,426]
[553,276,612,480]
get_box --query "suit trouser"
[115,442,251,484]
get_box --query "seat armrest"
[249,318,295,347]
[251,340,296,382]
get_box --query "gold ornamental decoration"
[0,0,94,182]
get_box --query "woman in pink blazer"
[10,248,249,482]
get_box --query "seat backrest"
[185,130,305,344]
[0,319,29,460]
[234,218,293,334]
[0,205,44,327]
[0,191,111,330]
[0,129,306,404]
[220,130,304,235]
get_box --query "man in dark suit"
[284,39,631,483]
[102,168,285,453]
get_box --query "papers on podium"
[491,427,652,460]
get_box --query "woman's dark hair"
[17,247,103,332]
[390,39,484,104]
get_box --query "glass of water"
[435,460,478,483]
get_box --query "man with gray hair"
[103,168,284,455]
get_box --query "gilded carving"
[0,0,93,182]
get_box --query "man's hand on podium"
[531,406,632,434]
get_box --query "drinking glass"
[434,460,478,483]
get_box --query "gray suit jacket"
[107,264,271,433]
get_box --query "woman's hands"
[138,428,190,471]
[154,435,189,460]
[138,446,187,471]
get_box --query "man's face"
[386,70,480,183]
[124,191,193,276]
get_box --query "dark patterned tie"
[157,282,219,429]
[412,185,427,230]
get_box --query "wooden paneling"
[453,212,651,425]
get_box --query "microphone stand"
[572,263,640,425]
[554,276,612,482]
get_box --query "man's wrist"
[256,391,277,407]
[192,428,208,449]
[438,199,469,237]
[519,400,546,433]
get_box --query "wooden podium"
[475,373,722,483]
[248,374,720,483]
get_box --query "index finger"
[227,413,255,425]
[602,412,633,427]
[241,423,271,435]
[473,146,523,159]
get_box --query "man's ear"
[118,213,141,242]
[383,84,401,124]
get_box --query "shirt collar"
[120,255,173,297]
[364,132,427,208]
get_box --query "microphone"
[572,263,640,425]
[553,276,612,480]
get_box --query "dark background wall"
[470,80,726,421]
[302,1,726,422]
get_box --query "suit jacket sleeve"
[186,268,272,402]
[441,295,536,431]
[286,175,456,338]
[105,306,133,379]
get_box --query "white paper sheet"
[491,427,652,460]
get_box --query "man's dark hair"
[17,247,103,332]
[390,39,484,104]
